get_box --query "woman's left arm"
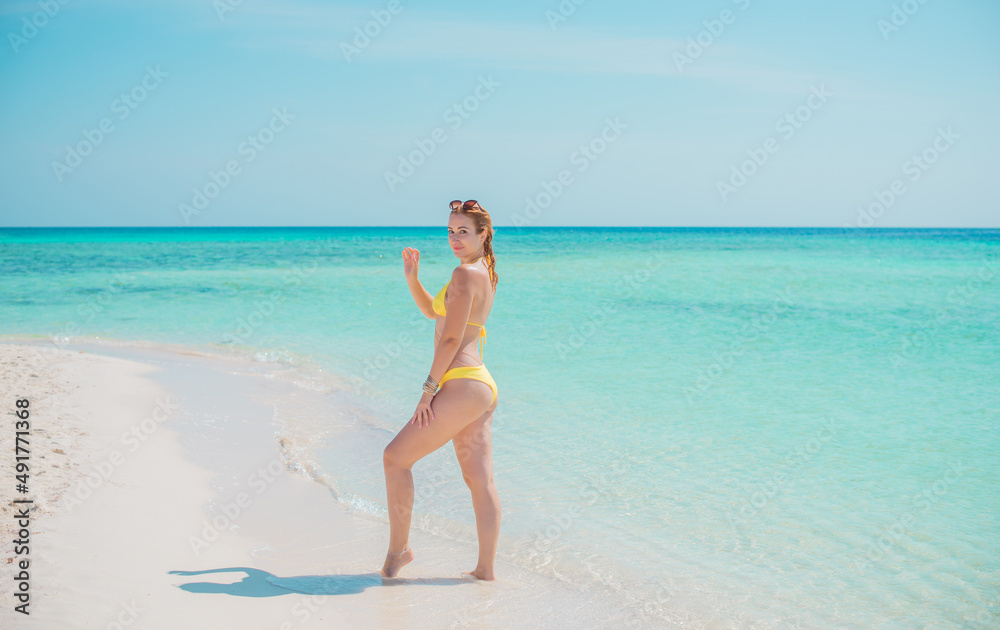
[410,266,476,427]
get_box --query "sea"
[1,226,998,628]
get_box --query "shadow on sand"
[168,567,472,597]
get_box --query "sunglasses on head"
[450,199,481,211]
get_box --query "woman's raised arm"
[402,247,435,318]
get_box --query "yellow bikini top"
[432,265,488,359]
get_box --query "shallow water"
[2,226,998,628]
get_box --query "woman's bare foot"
[380,546,414,578]
[460,567,495,581]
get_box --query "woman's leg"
[382,378,493,577]
[452,404,500,580]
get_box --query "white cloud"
[224,13,825,95]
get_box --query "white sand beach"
[0,342,636,629]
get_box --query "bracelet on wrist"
[422,375,439,395]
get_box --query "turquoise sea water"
[2,227,998,628]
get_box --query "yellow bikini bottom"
[438,364,497,406]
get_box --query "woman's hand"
[410,392,435,428]
[402,247,420,280]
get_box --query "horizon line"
[3,225,1000,230]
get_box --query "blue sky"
[0,0,997,227]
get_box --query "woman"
[381,199,501,580]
